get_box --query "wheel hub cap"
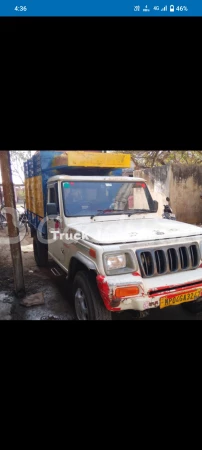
[75,288,89,320]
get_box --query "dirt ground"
[0,228,75,320]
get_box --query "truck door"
[47,183,65,264]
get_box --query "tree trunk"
[0,150,25,297]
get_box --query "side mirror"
[153,200,158,213]
[47,203,57,216]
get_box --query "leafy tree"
[110,150,202,169]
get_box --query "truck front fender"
[68,253,98,280]
[74,252,98,271]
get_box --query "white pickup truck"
[32,174,202,320]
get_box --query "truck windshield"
[62,181,156,217]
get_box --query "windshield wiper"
[91,209,124,219]
[127,209,153,217]
[91,209,154,219]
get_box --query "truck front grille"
[136,243,200,278]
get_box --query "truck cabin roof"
[47,175,146,184]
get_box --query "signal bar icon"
[161,5,167,10]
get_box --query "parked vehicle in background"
[24,151,202,320]
[162,197,176,220]
[0,212,6,229]
[0,203,6,230]
[18,207,29,233]
[0,203,28,233]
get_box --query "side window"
[49,185,59,214]
[49,187,56,203]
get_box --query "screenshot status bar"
[0,0,200,16]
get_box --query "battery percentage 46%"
[176,6,188,11]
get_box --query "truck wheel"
[73,271,112,321]
[33,235,48,267]
[182,297,202,314]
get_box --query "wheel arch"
[68,253,97,281]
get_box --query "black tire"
[73,270,112,321]
[181,296,202,314]
[33,234,48,267]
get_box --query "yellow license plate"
[160,289,202,309]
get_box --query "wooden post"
[0,151,25,296]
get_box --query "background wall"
[170,165,202,224]
[134,164,202,224]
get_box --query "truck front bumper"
[96,269,202,312]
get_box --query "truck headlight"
[103,252,136,275]
[105,254,126,270]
